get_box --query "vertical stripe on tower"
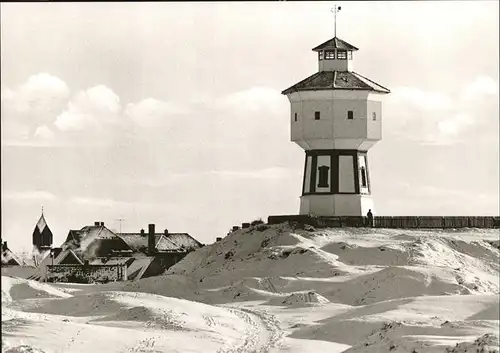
[302,152,308,195]
[353,151,360,194]
[331,152,339,193]
[310,155,317,193]
[364,154,371,194]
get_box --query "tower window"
[318,166,330,188]
[318,51,323,61]
[347,110,354,120]
[348,51,353,60]
[372,112,377,121]
[325,50,335,60]
[337,50,347,60]
[360,166,367,187]
[294,113,298,122]
[315,111,320,120]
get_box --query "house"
[1,241,24,267]
[40,221,203,283]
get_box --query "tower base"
[299,194,374,217]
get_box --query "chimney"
[94,221,100,226]
[232,226,240,232]
[242,222,250,229]
[2,241,7,251]
[216,237,222,242]
[148,224,156,255]
[140,229,145,236]
[164,229,169,236]
[100,222,105,227]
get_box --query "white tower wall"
[283,37,389,217]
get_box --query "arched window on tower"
[360,166,367,188]
[318,165,330,188]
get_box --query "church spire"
[33,209,53,251]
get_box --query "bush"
[251,218,265,226]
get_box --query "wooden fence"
[268,215,500,229]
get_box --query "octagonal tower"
[282,36,390,216]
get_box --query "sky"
[1,1,499,253]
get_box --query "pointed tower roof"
[36,213,48,233]
[312,37,359,52]
[32,210,53,249]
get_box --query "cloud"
[71,196,116,208]
[125,98,190,128]
[144,167,300,187]
[2,191,57,201]
[213,86,284,114]
[378,181,499,216]
[1,73,70,142]
[208,167,299,180]
[54,85,121,132]
[1,73,70,123]
[34,125,56,140]
[461,75,498,100]
[384,76,499,145]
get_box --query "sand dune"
[2,225,499,352]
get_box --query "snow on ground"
[2,224,499,352]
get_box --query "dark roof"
[118,232,202,253]
[54,249,83,265]
[282,71,390,95]
[33,213,53,249]
[118,233,162,253]
[1,248,23,266]
[126,257,155,281]
[62,225,132,259]
[312,37,359,52]
[61,224,202,257]
[165,233,203,250]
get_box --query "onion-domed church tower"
[282,10,390,217]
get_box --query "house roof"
[118,233,162,253]
[126,257,155,281]
[55,249,84,265]
[118,232,202,253]
[281,71,390,95]
[155,235,180,251]
[165,233,203,250]
[312,37,359,52]
[1,248,23,266]
[63,225,131,259]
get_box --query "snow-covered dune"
[2,224,499,352]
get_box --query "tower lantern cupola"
[313,37,358,72]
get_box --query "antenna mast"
[116,218,125,236]
[331,5,342,38]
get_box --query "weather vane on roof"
[331,5,342,38]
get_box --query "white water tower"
[282,32,390,217]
